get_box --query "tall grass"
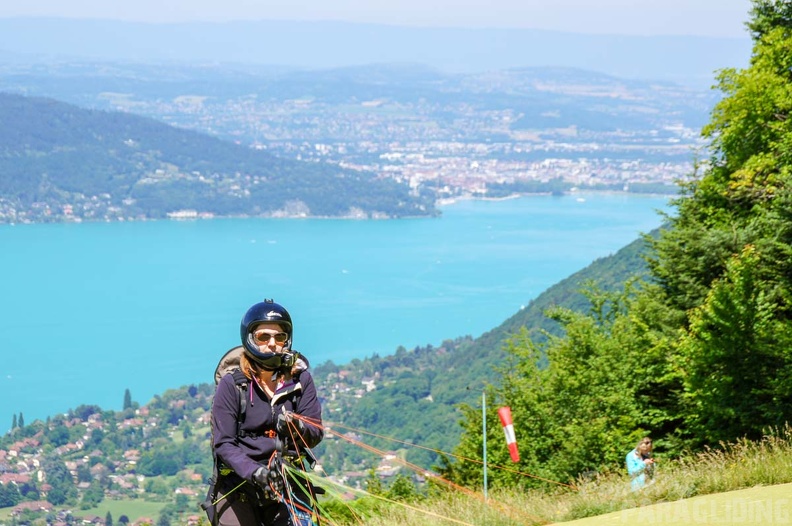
[319,426,792,525]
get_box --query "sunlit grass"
[318,426,792,525]
[76,499,166,523]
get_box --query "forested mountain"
[0,93,437,222]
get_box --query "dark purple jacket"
[211,368,323,481]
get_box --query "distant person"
[626,437,655,490]
[210,299,324,525]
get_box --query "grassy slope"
[558,483,792,526]
[320,483,792,526]
[316,422,792,525]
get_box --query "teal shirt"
[626,449,652,490]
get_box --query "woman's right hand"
[253,465,284,500]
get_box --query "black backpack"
[200,346,250,525]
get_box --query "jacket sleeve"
[211,374,260,481]
[626,450,645,478]
[295,371,324,448]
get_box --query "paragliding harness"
[200,346,321,526]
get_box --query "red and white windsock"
[498,406,520,462]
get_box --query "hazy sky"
[0,0,753,38]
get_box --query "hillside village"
[0,361,405,526]
[1,404,205,525]
[106,85,704,200]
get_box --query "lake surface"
[0,193,672,425]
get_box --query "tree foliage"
[43,457,78,506]
[747,0,792,40]
[447,0,792,488]
[444,285,680,488]
[0,481,22,507]
[676,246,792,445]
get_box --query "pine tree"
[12,414,17,430]
[17,413,24,428]
[123,389,132,411]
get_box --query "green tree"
[386,474,421,502]
[46,426,70,448]
[649,0,792,315]
[123,389,133,411]
[144,477,170,496]
[76,463,92,483]
[0,481,21,507]
[363,469,383,496]
[80,481,104,509]
[629,0,792,452]
[18,412,24,428]
[18,478,40,500]
[87,428,105,448]
[676,246,792,445]
[12,413,17,430]
[747,0,792,40]
[105,511,113,526]
[180,421,193,439]
[446,283,680,487]
[43,457,77,505]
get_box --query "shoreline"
[0,189,679,227]
[436,188,677,207]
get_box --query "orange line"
[327,420,577,490]
[326,427,548,524]
[290,414,552,523]
[311,468,481,526]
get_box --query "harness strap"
[231,369,248,436]
[239,429,278,439]
[203,368,249,526]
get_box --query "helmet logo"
[266,310,283,319]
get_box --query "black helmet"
[240,299,294,370]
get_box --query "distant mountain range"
[0,17,751,88]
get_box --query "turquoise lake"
[0,193,673,425]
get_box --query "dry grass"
[317,427,792,525]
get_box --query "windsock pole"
[498,406,520,463]
[482,391,488,500]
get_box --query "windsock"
[498,406,520,462]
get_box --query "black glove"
[252,464,284,501]
[276,411,306,439]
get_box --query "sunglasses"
[252,331,289,345]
